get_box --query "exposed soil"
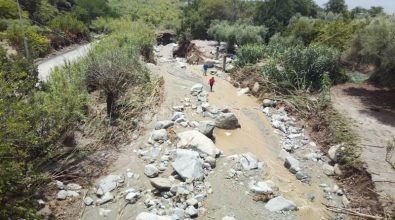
[331,83,395,215]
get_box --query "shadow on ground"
[342,84,395,128]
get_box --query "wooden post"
[223,56,226,72]
[215,46,219,60]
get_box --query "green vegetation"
[208,20,267,52]
[346,16,395,87]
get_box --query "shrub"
[264,34,303,59]
[208,20,267,52]
[346,16,395,87]
[235,44,265,67]
[5,23,50,58]
[49,13,89,47]
[263,44,342,91]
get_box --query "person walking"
[203,63,209,76]
[209,77,215,92]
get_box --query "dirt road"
[331,83,395,207]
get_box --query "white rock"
[151,129,168,142]
[262,99,276,107]
[323,164,335,176]
[56,180,64,190]
[186,198,198,207]
[66,183,82,191]
[125,192,139,204]
[222,217,236,220]
[66,190,79,198]
[150,178,172,191]
[185,206,198,217]
[198,120,215,137]
[144,164,159,178]
[252,82,260,93]
[171,112,184,121]
[191,84,203,96]
[57,190,68,200]
[177,130,219,157]
[239,153,259,170]
[171,149,204,180]
[328,144,341,162]
[96,175,123,196]
[84,197,94,206]
[284,155,301,174]
[265,196,297,212]
[278,149,290,161]
[97,192,114,205]
[237,87,250,96]
[136,212,172,220]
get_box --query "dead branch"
[324,204,384,219]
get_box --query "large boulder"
[96,175,123,196]
[215,113,241,129]
[191,84,204,96]
[171,149,204,180]
[177,130,219,157]
[198,120,215,137]
[136,212,172,220]
[265,196,297,212]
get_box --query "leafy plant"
[235,44,265,67]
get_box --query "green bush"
[208,20,267,52]
[263,43,342,91]
[49,13,89,46]
[235,44,265,66]
[5,23,50,58]
[346,16,395,87]
[264,34,303,58]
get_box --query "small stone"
[84,197,94,206]
[284,155,301,174]
[151,129,168,142]
[66,183,82,191]
[252,82,260,93]
[57,190,68,200]
[185,206,198,217]
[239,153,259,170]
[67,191,79,198]
[97,192,114,205]
[56,180,64,190]
[171,112,184,121]
[150,178,172,191]
[187,198,199,207]
[144,164,159,178]
[334,164,342,176]
[125,192,139,204]
[265,196,297,212]
[262,99,276,107]
[328,144,341,162]
[323,164,335,176]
